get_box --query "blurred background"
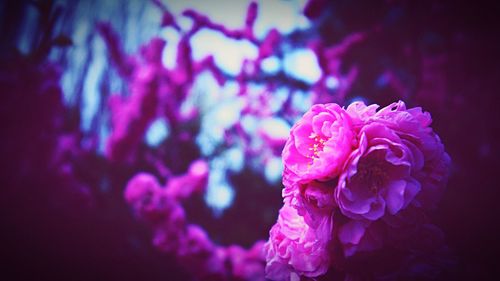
[1,0,499,280]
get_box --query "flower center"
[308,133,328,159]
[357,160,388,193]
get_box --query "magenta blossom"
[165,159,209,200]
[290,180,336,229]
[268,101,450,279]
[264,197,332,280]
[282,103,355,182]
[124,173,174,223]
[152,204,186,252]
[227,241,266,281]
[336,101,450,220]
[345,101,379,127]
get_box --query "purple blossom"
[336,101,450,220]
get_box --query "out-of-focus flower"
[124,167,267,280]
[152,204,186,252]
[264,197,332,280]
[227,241,266,281]
[282,103,355,182]
[125,173,171,223]
[166,159,209,200]
[176,224,220,279]
[178,224,215,258]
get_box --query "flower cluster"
[265,100,451,280]
[124,160,266,281]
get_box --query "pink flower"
[290,180,336,229]
[124,173,170,223]
[345,101,379,127]
[265,197,332,280]
[178,224,214,258]
[175,224,219,278]
[124,173,161,203]
[282,103,355,182]
[336,101,450,220]
[165,159,209,200]
[124,172,188,234]
[150,201,187,251]
[227,242,266,281]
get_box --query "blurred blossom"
[265,197,332,280]
[123,164,266,280]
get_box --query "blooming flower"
[292,180,336,229]
[268,101,450,279]
[336,101,450,220]
[264,197,332,280]
[282,103,355,182]
[345,101,379,127]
